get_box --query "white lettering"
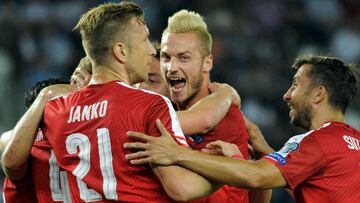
[81,105,91,121]
[72,106,81,123]
[91,103,100,119]
[67,106,74,123]
[67,100,108,124]
[343,135,360,151]
[99,100,108,117]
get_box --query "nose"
[283,88,291,102]
[148,41,156,56]
[167,58,179,74]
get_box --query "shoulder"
[116,82,169,103]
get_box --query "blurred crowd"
[0,0,359,202]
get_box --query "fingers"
[127,131,153,142]
[71,64,92,88]
[124,150,149,160]
[123,142,149,150]
[206,140,226,148]
[77,66,91,83]
[129,158,152,165]
[208,82,221,93]
[155,119,171,137]
[201,148,224,155]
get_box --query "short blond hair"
[74,1,143,65]
[163,10,212,57]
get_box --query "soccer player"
[2,2,221,202]
[125,55,360,203]
[157,10,250,202]
[71,43,241,136]
[1,57,92,202]
[1,78,75,203]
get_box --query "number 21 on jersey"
[50,128,118,202]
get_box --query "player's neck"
[309,106,345,130]
[89,65,130,85]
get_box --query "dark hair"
[152,41,160,59]
[74,1,144,65]
[291,55,359,113]
[24,78,69,108]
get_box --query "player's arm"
[0,130,13,153]
[124,121,287,190]
[177,82,240,135]
[1,84,75,181]
[145,120,221,201]
[142,97,222,201]
[152,164,221,201]
[246,118,273,158]
[200,140,272,203]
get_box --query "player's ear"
[113,42,128,63]
[202,54,213,72]
[312,85,326,104]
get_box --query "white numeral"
[97,128,118,200]
[50,128,118,202]
[66,133,102,202]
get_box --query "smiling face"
[160,32,210,107]
[126,18,156,84]
[283,64,315,130]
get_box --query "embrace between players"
[1,2,359,203]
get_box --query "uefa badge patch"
[266,152,288,165]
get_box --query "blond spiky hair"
[163,10,212,56]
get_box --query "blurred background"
[0,0,359,202]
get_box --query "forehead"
[129,17,149,36]
[161,32,201,54]
[294,64,312,81]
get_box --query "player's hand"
[201,140,241,157]
[70,57,92,89]
[208,82,241,108]
[42,84,77,100]
[124,119,180,166]
[245,118,273,159]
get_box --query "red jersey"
[3,129,70,203]
[264,122,360,203]
[31,129,72,202]
[188,106,249,203]
[42,81,186,202]
[3,176,37,203]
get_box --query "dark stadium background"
[0,0,359,202]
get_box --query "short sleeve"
[145,95,188,147]
[263,135,326,189]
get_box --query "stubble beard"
[173,71,203,108]
[291,102,313,131]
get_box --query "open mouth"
[168,77,186,92]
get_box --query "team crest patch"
[189,134,204,144]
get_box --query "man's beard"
[184,73,203,105]
[172,71,203,108]
[291,102,312,130]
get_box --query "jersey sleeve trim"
[117,82,188,147]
